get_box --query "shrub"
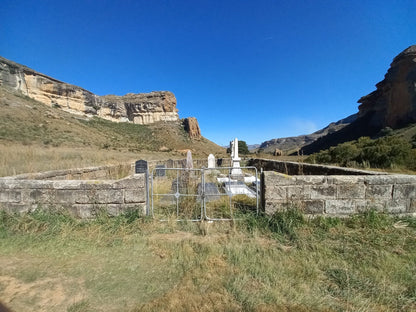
[307,136,415,170]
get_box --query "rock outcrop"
[0,56,179,124]
[183,117,201,139]
[358,45,416,128]
[299,45,416,155]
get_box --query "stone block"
[297,176,326,185]
[0,191,9,203]
[326,176,364,185]
[8,191,22,203]
[265,185,286,200]
[337,183,365,199]
[264,172,296,185]
[264,201,289,215]
[393,184,416,200]
[385,200,407,214]
[28,189,52,203]
[356,200,385,212]
[106,204,122,216]
[1,203,31,214]
[113,176,145,189]
[365,176,395,185]
[94,190,123,204]
[366,185,393,199]
[392,175,416,184]
[52,180,83,190]
[0,190,21,203]
[325,200,356,215]
[76,204,94,219]
[310,185,336,199]
[55,190,79,204]
[287,185,311,200]
[409,199,416,213]
[302,200,324,214]
[124,189,146,203]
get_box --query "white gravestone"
[208,154,215,169]
[231,138,243,177]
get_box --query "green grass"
[0,209,415,311]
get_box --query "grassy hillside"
[306,125,416,173]
[0,87,225,176]
[0,209,415,311]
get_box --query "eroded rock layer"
[183,117,201,139]
[358,45,416,128]
[0,56,179,124]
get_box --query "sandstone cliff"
[0,56,179,125]
[358,45,416,128]
[183,117,201,139]
[299,45,416,155]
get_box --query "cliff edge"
[0,56,179,125]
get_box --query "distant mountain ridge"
[259,114,357,153]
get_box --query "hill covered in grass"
[0,87,225,176]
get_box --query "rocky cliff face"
[358,45,416,128]
[0,56,179,125]
[183,117,201,139]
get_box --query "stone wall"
[0,174,146,218]
[3,164,132,180]
[249,158,385,176]
[263,171,416,216]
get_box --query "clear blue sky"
[1,0,415,146]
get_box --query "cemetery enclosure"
[150,166,260,221]
[1,157,416,219]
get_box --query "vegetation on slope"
[306,127,416,172]
[0,87,225,176]
[0,209,415,311]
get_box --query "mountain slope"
[0,86,225,156]
[259,114,357,153]
[299,45,416,155]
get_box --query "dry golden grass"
[1,210,415,312]
[0,86,225,176]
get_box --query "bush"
[307,136,416,170]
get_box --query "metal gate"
[150,166,259,221]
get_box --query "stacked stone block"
[263,172,416,216]
[0,175,146,218]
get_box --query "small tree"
[239,140,250,155]
[226,140,250,155]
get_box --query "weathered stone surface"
[325,200,356,215]
[357,200,386,212]
[124,189,146,203]
[409,199,416,213]
[310,185,336,199]
[183,117,201,139]
[113,175,145,189]
[265,185,286,200]
[302,200,325,214]
[337,184,366,199]
[385,200,408,213]
[358,45,416,129]
[0,190,21,203]
[393,184,416,200]
[366,185,393,199]
[287,185,311,200]
[0,56,179,125]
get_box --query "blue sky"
[1,0,415,146]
